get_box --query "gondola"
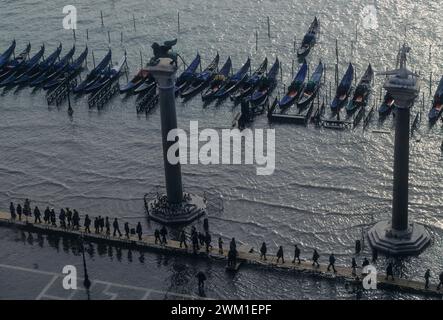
[84,55,126,94]
[230,57,267,103]
[180,53,219,98]
[330,63,354,112]
[250,57,279,105]
[120,68,149,94]
[214,57,250,99]
[428,75,443,123]
[346,64,374,114]
[73,49,111,94]
[297,61,324,109]
[13,43,62,86]
[201,56,232,101]
[175,53,201,95]
[29,45,76,87]
[0,45,45,87]
[133,77,156,94]
[43,46,88,91]
[378,92,395,117]
[0,43,31,81]
[278,61,308,110]
[0,40,16,70]
[297,17,319,60]
[136,85,158,114]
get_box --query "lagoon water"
[0,0,442,299]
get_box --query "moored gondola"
[0,44,45,87]
[214,57,250,99]
[428,75,443,123]
[330,63,354,112]
[0,40,16,70]
[297,61,324,109]
[378,92,395,117]
[14,43,62,86]
[120,68,149,94]
[175,53,201,95]
[0,43,31,81]
[84,55,126,94]
[43,46,88,91]
[230,57,267,103]
[250,57,279,105]
[201,56,232,101]
[73,49,111,94]
[346,64,374,114]
[278,61,308,110]
[297,17,319,61]
[30,45,75,87]
[180,53,219,99]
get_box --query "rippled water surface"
[0,0,442,299]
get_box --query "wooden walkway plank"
[0,211,441,297]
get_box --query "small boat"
[175,53,201,95]
[428,76,443,123]
[84,55,126,94]
[201,56,232,101]
[230,57,267,102]
[297,17,319,60]
[73,49,111,94]
[43,46,88,91]
[346,64,374,114]
[297,61,324,108]
[214,57,251,99]
[133,77,156,94]
[180,53,219,98]
[136,86,158,113]
[29,45,76,87]
[378,92,395,117]
[0,43,31,81]
[250,57,279,105]
[278,61,308,109]
[330,63,354,112]
[120,68,149,94]
[0,40,16,70]
[0,45,45,87]
[13,43,62,86]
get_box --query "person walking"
[113,218,122,237]
[196,271,207,292]
[94,217,99,233]
[59,209,66,229]
[24,199,31,221]
[105,217,110,235]
[260,242,267,261]
[292,245,301,264]
[44,206,50,224]
[66,208,72,228]
[312,249,320,268]
[385,262,394,281]
[50,209,56,226]
[84,214,91,233]
[192,232,199,253]
[98,215,104,233]
[179,230,187,248]
[160,226,168,244]
[276,246,284,264]
[424,269,431,289]
[72,210,80,230]
[198,232,205,246]
[204,232,212,253]
[136,222,143,241]
[9,202,16,220]
[230,238,237,252]
[33,206,41,223]
[124,222,130,239]
[437,272,443,290]
[327,253,337,273]
[218,237,223,254]
[154,229,161,244]
[351,257,358,276]
[16,204,22,221]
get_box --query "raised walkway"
[0,211,441,298]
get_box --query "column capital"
[147,58,177,89]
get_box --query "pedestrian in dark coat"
[17,204,22,221]
[292,245,301,264]
[327,253,337,273]
[160,226,168,244]
[154,229,161,244]
[260,242,267,260]
[276,246,284,264]
[124,222,130,239]
[84,214,91,233]
[218,237,223,254]
[385,262,394,281]
[136,222,143,241]
[50,209,56,226]
[113,218,122,237]
[312,249,320,268]
[33,206,41,223]
[9,202,16,220]
[179,230,187,248]
[44,207,50,224]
